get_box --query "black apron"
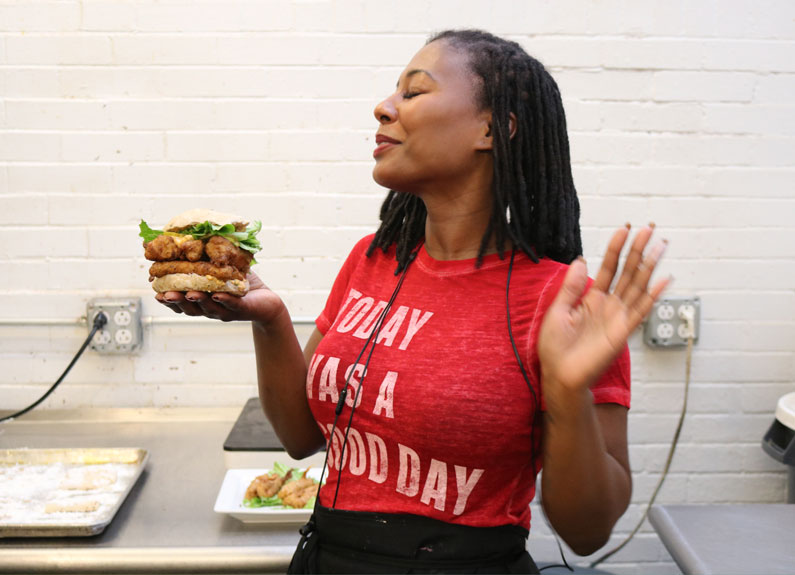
[288,505,539,574]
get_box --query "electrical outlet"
[657,304,675,320]
[94,329,112,346]
[644,296,700,348]
[87,298,143,354]
[657,323,675,339]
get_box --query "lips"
[374,134,401,157]
[375,134,400,145]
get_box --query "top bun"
[164,208,248,232]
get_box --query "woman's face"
[372,40,492,195]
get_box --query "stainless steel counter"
[649,503,795,575]
[0,408,300,574]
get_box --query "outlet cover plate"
[87,297,143,354]
[644,296,700,348]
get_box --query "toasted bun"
[151,273,249,296]
[164,208,248,232]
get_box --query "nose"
[374,95,397,124]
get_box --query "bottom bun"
[151,273,249,296]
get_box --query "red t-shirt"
[309,235,630,531]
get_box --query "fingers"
[156,290,239,321]
[155,292,184,314]
[626,275,673,332]
[592,224,631,293]
[591,223,671,329]
[553,257,589,310]
[613,225,655,298]
[621,237,668,305]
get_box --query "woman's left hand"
[537,225,670,394]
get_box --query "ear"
[508,112,517,139]
[474,111,493,151]
[474,112,517,151]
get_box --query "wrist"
[542,377,594,420]
[252,300,291,334]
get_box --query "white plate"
[213,467,322,524]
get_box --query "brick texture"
[1,1,794,570]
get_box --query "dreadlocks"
[367,29,582,273]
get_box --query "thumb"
[553,257,589,310]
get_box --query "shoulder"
[349,233,376,259]
[511,256,571,299]
[347,233,399,267]
[339,233,379,271]
[334,233,396,283]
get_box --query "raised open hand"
[155,271,286,324]
[537,225,670,393]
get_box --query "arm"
[253,312,326,459]
[156,272,325,459]
[537,225,669,555]
[540,398,630,555]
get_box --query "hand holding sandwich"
[141,208,285,324]
[155,271,287,325]
[144,209,323,457]
[140,208,262,297]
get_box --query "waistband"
[313,505,529,563]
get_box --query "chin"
[372,165,417,195]
[372,163,393,188]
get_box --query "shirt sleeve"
[315,235,375,335]
[531,264,631,410]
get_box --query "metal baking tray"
[0,447,149,537]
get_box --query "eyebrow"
[396,69,437,88]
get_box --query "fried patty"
[144,234,252,273]
[144,235,204,262]
[205,235,253,271]
[148,261,246,281]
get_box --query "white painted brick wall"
[1,1,794,571]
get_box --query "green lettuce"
[271,461,293,478]
[139,220,163,244]
[139,219,262,263]
[242,494,282,508]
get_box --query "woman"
[158,29,669,573]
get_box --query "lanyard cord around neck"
[313,249,418,511]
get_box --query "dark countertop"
[649,503,795,575]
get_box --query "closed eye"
[402,91,423,100]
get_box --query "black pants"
[288,505,539,574]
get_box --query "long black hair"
[367,29,582,272]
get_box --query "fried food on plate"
[277,469,320,509]
[242,463,320,509]
[244,471,288,500]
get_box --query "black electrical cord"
[0,312,108,424]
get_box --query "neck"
[407,152,496,261]
[421,188,496,261]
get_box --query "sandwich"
[139,208,262,296]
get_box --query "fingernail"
[649,240,667,261]
[649,221,656,229]
[625,222,631,229]
[185,296,197,302]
